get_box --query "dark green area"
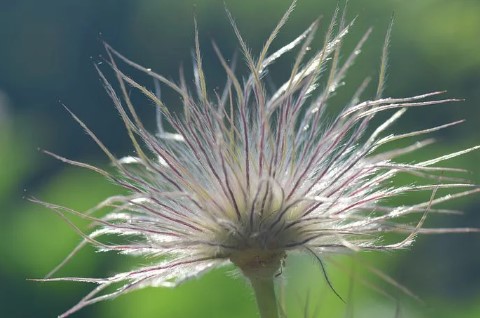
[1,0,479,317]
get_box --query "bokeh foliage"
[0,0,479,317]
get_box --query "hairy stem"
[250,276,279,318]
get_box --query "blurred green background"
[1,0,479,317]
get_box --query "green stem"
[249,276,279,318]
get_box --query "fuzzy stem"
[249,276,279,318]
[230,249,285,318]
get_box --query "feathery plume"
[36,2,478,317]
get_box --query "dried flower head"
[36,2,478,317]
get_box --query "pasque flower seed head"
[36,2,479,317]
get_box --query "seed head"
[37,3,479,317]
